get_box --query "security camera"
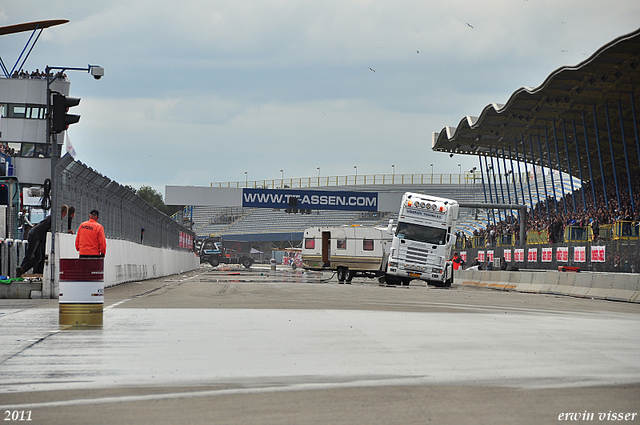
[89,66,104,80]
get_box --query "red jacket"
[75,218,106,256]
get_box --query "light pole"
[317,167,320,186]
[46,64,102,298]
[244,171,248,186]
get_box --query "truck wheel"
[209,257,219,267]
[443,264,453,287]
[444,265,454,288]
[242,257,254,268]
[337,267,347,284]
[433,264,452,287]
[384,274,402,286]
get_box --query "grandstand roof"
[432,27,640,183]
[0,19,68,36]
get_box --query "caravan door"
[322,231,331,265]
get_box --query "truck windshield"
[396,222,447,245]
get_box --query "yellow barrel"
[59,303,103,326]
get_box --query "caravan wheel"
[337,267,347,284]
[346,270,356,284]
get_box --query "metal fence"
[52,154,194,250]
[459,240,640,273]
[211,172,481,189]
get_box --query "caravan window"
[363,239,374,251]
[336,239,347,250]
[304,238,315,249]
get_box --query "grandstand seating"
[189,171,580,242]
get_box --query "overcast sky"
[1,1,639,196]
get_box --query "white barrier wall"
[454,269,640,303]
[43,233,200,299]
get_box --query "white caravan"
[301,225,392,283]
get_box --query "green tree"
[137,185,181,217]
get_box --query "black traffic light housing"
[52,93,81,134]
[0,183,8,206]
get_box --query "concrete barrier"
[51,233,199,298]
[0,279,42,298]
[565,272,591,298]
[455,269,640,303]
[1,233,199,299]
[606,273,640,302]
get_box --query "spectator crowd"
[457,170,640,247]
[10,69,67,80]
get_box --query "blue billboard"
[242,188,378,211]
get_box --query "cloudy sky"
[1,1,638,196]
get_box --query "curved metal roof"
[0,19,68,36]
[432,27,640,183]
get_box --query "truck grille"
[399,245,430,265]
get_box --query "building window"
[304,238,315,249]
[10,105,26,118]
[1,103,46,120]
[20,143,49,158]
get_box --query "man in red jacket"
[75,210,106,258]
[452,251,463,270]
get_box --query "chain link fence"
[52,154,194,250]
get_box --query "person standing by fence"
[16,215,51,277]
[75,210,106,258]
[16,205,69,277]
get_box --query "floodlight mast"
[46,64,102,299]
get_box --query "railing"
[211,172,483,189]
[54,155,195,250]
[564,225,591,242]
[471,236,485,248]
[468,220,639,248]
[212,169,580,191]
[613,221,640,240]
[527,230,549,245]
[497,234,515,246]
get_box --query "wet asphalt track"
[1,265,639,425]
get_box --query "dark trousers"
[20,238,43,274]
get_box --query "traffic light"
[0,184,8,205]
[52,93,81,134]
